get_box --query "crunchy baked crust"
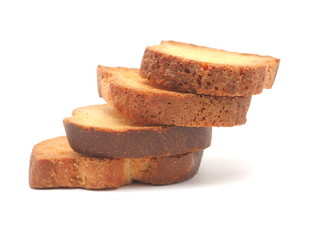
[139,41,280,96]
[63,104,212,158]
[97,66,252,127]
[29,137,203,189]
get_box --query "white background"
[1,0,319,239]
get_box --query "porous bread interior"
[66,104,159,130]
[32,137,123,162]
[33,136,84,159]
[154,41,275,66]
[102,67,193,96]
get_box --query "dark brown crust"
[29,137,203,189]
[63,119,212,158]
[139,46,280,96]
[104,81,252,127]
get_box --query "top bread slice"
[63,104,212,158]
[139,41,280,96]
[97,66,252,127]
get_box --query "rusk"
[140,41,280,96]
[63,104,212,158]
[29,137,203,189]
[97,66,252,127]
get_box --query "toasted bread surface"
[29,137,203,189]
[64,104,212,158]
[98,66,252,127]
[139,41,280,96]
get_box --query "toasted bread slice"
[29,137,203,189]
[63,104,211,158]
[139,41,280,96]
[97,66,252,127]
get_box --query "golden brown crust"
[139,41,280,96]
[98,66,252,127]
[264,59,280,89]
[29,137,203,189]
[64,111,212,158]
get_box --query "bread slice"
[97,66,252,127]
[139,41,280,96]
[29,137,203,189]
[63,104,212,158]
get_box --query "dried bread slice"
[97,66,252,127]
[63,104,211,158]
[139,41,280,96]
[29,137,203,189]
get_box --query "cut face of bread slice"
[29,137,203,189]
[97,66,252,127]
[63,104,211,158]
[139,41,280,96]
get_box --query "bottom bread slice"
[29,137,203,189]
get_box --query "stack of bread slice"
[29,41,279,190]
